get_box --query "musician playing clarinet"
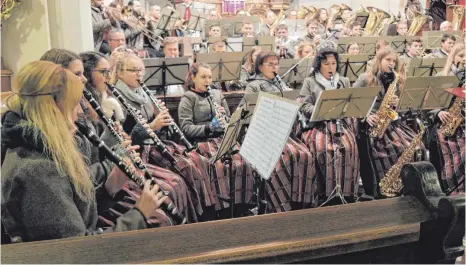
[1,61,166,243]
[428,44,465,194]
[244,52,316,209]
[298,48,360,206]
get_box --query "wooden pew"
[2,162,464,264]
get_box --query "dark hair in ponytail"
[185,62,211,90]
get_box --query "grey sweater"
[178,89,230,141]
[1,111,147,242]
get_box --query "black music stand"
[407,58,448,77]
[156,7,181,33]
[142,57,190,103]
[239,92,302,216]
[284,19,306,39]
[196,52,247,83]
[243,36,276,52]
[207,37,243,52]
[278,58,313,89]
[209,107,248,218]
[337,36,378,54]
[310,87,379,206]
[185,9,207,32]
[205,18,235,37]
[339,54,370,83]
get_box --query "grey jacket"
[424,49,448,59]
[91,6,113,52]
[1,111,146,242]
[259,24,272,37]
[299,75,351,118]
[245,74,282,93]
[178,89,230,141]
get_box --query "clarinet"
[75,121,187,225]
[138,81,195,151]
[105,82,177,165]
[207,86,228,131]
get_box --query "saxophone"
[379,118,425,197]
[439,97,465,137]
[369,67,401,139]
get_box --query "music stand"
[233,15,262,37]
[243,36,276,52]
[156,7,181,32]
[355,11,370,28]
[337,36,378,54]
[177,37,203,57]
[207,37,243,52]
[381,36,419,54]
[277,58,313,89]
[397,76,459,112]
[142,57,190,102]
[196,52,247,82]
[339,54,370,83]
[240,92,302,215]
[185,9,208,32]
[284,19,306,40]
[310,87,379,206]
[205,19,235,37]
[407,58,447,77]
[209,107,248,218]
[422,30,463,50]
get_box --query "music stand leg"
[225,153,235,219]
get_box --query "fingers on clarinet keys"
[210,117,223,132]
[136,182,168,218]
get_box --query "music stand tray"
[397,76,459,112]
[185,9,207,32]
[196,52,247,82]
[142,57,190,87]
[157,7,181,32]
[338,54,370,83]
[277,58,313,87]
[243,36,276,52]
[207,37,243,52]
[408,58,447,77]
[284,19,306,39]
[205,19,235,37]
[337,37,378,55]
[422,30,463,49]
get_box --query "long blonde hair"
[443,43,465,76]
[6,61,94,201]
[368,47,406,88]
[109,50,140,85]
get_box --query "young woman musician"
[79,51,190,226]
[108,50,215,222]
[296,42,316,59]
[178,63,255,216]
[244,52,316,209]
[240,46,262,84]
[312,8,329,35]
[299,48,360,206]
[428,44,465,194]
[1,61,166,242]
[353,47,427,198]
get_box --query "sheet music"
[240,92,300,180]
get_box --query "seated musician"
[425,34,456,59]
[298,48,360,205]
[210,41,244,91]
[244,52,317,209]
[106,28,127,58]
[198,24,222,53]
[396,20,408,36]
[428,44,465,194]
[400,39,423,59]
[240,46,262,84]
[367,39,390,71]
[353,47,427,198]
[312,8,329,36]
[348,21,363,37]
[239,20,255,37]
[275,24,296,59]
[288,9,298,20]
[161,37,185,95]
[295,42,316,59]
[1,60,166,242]
[178,62,255,216]
[346,42,360,55]
[108,50,217,222]
[260,10,276,36]
[295,19,321,46]
[439,21,453,32]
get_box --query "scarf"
[115,79,148,105]
[315,72,340,90]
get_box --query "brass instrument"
[343,5,366,29]
[327,4,342,31]
[450,5,465,31]
[269,9,286,36]
[297,6,317,20]
[364,7,391,36]
[369,65,403,138]
[439,97,465,136]
[406,9,427,36]
[379,118,425,197]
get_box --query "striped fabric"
[430,126,465,194]
[360,121,427,197]
[301,120,360,205]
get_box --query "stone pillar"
[47,0,94,53]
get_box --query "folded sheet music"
[240,92,300,180]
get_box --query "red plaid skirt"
[430,126,465,194]
[301,120,360,203]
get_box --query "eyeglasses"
[125,68,145,74]
[93,69,111,77]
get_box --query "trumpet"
[139,81,196,151]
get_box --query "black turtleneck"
[379,71,395,92]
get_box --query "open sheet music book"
[240,92,300,180]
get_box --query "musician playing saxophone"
[353,47,427,198]
[428,44,465,194]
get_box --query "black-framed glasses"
[93,69,111,77]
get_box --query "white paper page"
[240,92,299,180]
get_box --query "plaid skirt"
[429,126,465,194]
[301,121,360,204]
[359,121,427,197]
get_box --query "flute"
[75,120,187,225]
[138,81,195,151]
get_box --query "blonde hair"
[6,61,94,201]
[109,50,141,85]
[443,43,465,76]
[296,42,315,58]
[368,47,405,88]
